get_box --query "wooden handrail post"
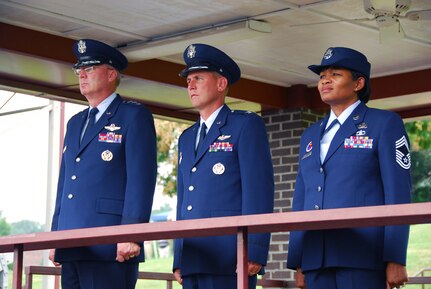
[13,244,23,289]
[237,226,248,289]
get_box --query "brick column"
[261,108,326,285]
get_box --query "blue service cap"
[179,43,241,85]
[73,39,128,71]
[308,47,370,79]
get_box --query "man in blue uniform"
[173,43,274,289]
[287,47,411,289]
[49,39,157,289]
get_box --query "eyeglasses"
[72,66,98,76]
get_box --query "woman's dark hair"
[351,70,371,103]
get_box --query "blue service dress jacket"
[287,102,411,272]
[173,105,274,277]
[51,95,157,263]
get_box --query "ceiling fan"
[292,0,431,43]
[364,0,431,42]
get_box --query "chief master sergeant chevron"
[49,39,157,289]
[172,43,275,289]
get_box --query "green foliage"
[410,151,431,203]
[10,220,43,235]
[0,211,11,236]
[405,120,431,203]
[155,119,189,197]
[151,204,173,216]
[405,121,431,150]
[406,224,431,289]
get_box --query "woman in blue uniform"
[287,47,411,289]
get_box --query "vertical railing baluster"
[237,226,248,289]
[13,244,23,289]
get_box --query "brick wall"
[261,108,326,285]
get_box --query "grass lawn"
[8,224,431,288]
[405,224,431,289]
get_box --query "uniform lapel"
[78,95,122,153]
[178,122,198,172]
[313,117,328,166]
[323,103,368,164]
[68,110,87,156]
[194,105,229,164]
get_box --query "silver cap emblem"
[77,40,87,54]
[187,45,196,58]
[323,48,333,60]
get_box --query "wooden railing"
[1,202,431,289]
[23,265,295,289]
[23,265,431,289]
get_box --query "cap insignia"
[187,45,196,58]
[77,40,87,54]
[323,48,333,60]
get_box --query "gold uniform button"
[187,205,193,211]
[68,194,74,199]
[188,186,194,191]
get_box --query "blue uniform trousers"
[61,261,138,289]
[182,274,257,289]
[305,267,386,289]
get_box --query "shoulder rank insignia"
[395,135,411,170]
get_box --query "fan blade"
[379,21,405,43]
[290,18,372,27]
[405,9,431,21]
[370,0,396,13]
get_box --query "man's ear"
[217,76,228,92]
[108,69,118,82]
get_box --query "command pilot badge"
[77,40,86,54]
[104,123,121,132]
[218,135,231,141]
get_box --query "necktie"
[195,122,207,154]
[323,118,339,136]
[320,118,340,163]
[81,107,99,143]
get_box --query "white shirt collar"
[200,105,224,130]
[326,100,361,128]
[89,93,117,122]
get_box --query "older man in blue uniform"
[49,39,157,289]
[287,47,411,289]
[173,44,275,289]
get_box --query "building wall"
[262,108,326,283]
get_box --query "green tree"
[10,219,43,235]
[410,150,431,203]
[0,211,11,236]
[405,121,431,150]
[405,120,431,202]
[155,119,189,197]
